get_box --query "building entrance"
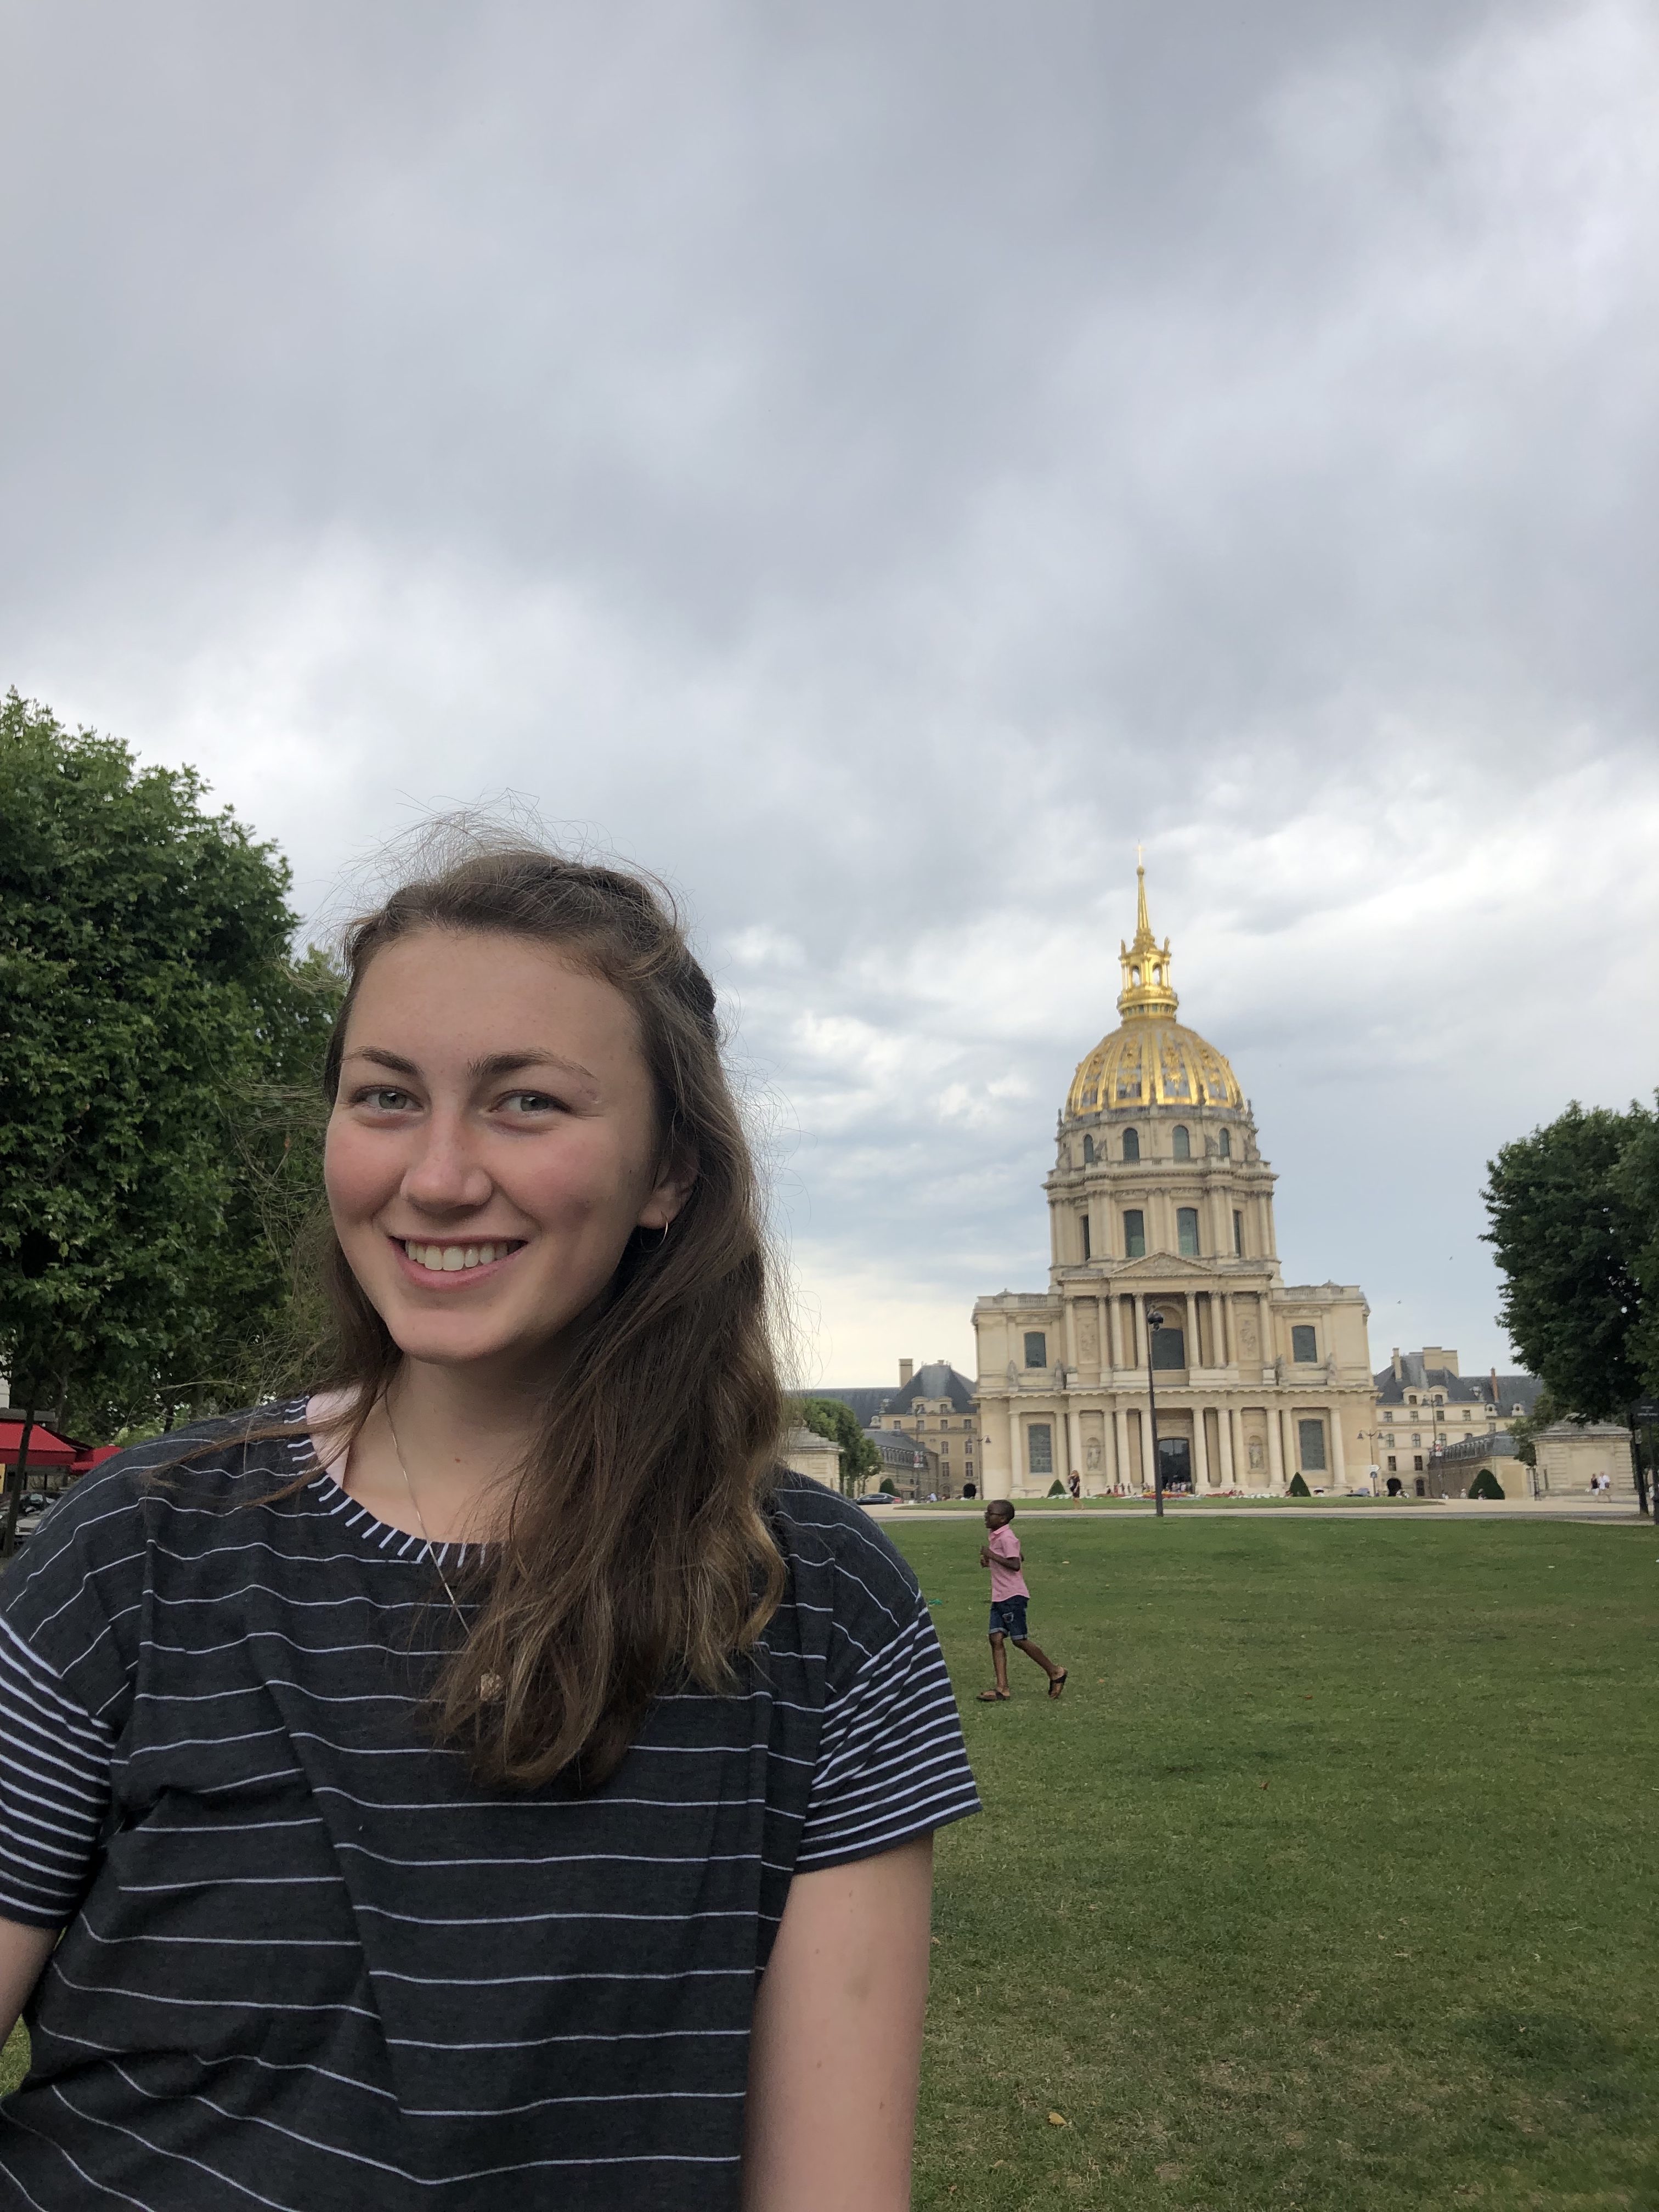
[1157,1437,1193,1493]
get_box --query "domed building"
[972,870,1374,1498]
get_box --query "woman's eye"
[355,1086,415,1112]
[500,1090,562,1116]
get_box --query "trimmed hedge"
[1467,1468,1505,1499]
[1288,1472,1312,1498]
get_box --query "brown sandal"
[1048,1670,1068,1699]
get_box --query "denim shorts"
[988,1597,1029,1640]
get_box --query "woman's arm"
[0,1918,57,2046]
[741,1835,933,2212]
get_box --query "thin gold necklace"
[382,1398,505,1705]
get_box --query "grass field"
[899,1515,1658,2211]
[4,1518,1655,2207]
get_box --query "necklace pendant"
[478,1671,505,1704]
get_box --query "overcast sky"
[4,0,1656,1386]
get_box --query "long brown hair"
[314,842,786,1789]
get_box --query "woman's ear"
[639,1141,698,1231]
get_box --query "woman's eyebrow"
[469,1049,597,1085]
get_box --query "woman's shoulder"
[765,1474,923,1630]
[10,1402,313,1568]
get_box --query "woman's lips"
[388,1235,526,1287]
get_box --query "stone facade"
[973,869,1373,1499]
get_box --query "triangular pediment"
[1100,1253,1224,1283]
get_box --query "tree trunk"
[2,1401,37,1560]
[1629,1413,1650,1518]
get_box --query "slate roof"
[867,1429,934,1472]
[1373,1361,1543,1419]
[814,1388,892,1428]
[884,1363,976,1414]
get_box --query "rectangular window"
[1386,1454,1397,1471]
[1291,1325,1318,1363]
[1233,1210,1244,1256]
[1177,1207,1200,1257]
[1150,1326,1186,1370]
[1297,1418,1327,1472]
[1027,1423,1053,1477]
[1124,1210,1146,1259]
[1414,1455,1424,1472]
[1081,1214,1091,1260]
[1024,1331,1047,1369]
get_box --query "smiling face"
[324,928,690,1386]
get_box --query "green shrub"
[1047,1479,1066,1497]
[1467,1468,1505,1499]
[879,1477,896,1494]
[1288,1472,1311,1498]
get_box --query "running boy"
[978,1500,1066,1701]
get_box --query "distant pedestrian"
[1068,1470,1081,1505]
[977,1501,1066,1701]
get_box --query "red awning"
[71,1444,124,1475]
[0,1422,78,1470]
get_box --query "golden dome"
[1064,866,1245,1119]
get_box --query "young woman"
[0,847,978,2210]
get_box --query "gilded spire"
[1117,864,1178,1020]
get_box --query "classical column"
[1220,1293,1234,1369]
[1006,1404,1022,1498]
[1330,1407,1347,1491]
[1218,1403,1236,1487]
[1266,1406,1284,1491]
[1280,1406,1297,1486]
[1064,1300,1078,1373]
[1097,1296,1110,1378]
[1192,1406,1210,1489]
[1184,1293,1200,1370]
[1114,1406,1131,1492]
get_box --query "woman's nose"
[401,1118,494,1214]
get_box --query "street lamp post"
[1146,1305,1165,1519]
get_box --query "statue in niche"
[1248,1439,1265,1472]
[1238,1316,1259,1361]
[1077,1312,1099,1364]
[1085,1437,1102,1472]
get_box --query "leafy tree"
[795,1396,882,1497]
[1483,1099,1659,1516]
[0,692,335,1543]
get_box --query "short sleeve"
[0,1616,114,1928]
[796,1590,980,1873]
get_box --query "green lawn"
[895,1515,1659,2212]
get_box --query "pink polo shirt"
[988,1524,1029,1601]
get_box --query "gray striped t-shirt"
[0,1408,978,2209]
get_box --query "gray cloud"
[3,0,1655,1378]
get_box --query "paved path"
[882,1501,1646,1525]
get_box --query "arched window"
[1082,1135,1096,1164]
[1219,1128,1231,1159]
[1131,966,1141,986]
[1122,1128,1140,1163]
[1172,1125,1190,1160]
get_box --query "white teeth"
[404,1241,513,1273]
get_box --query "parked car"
[857,1492,902,1509]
